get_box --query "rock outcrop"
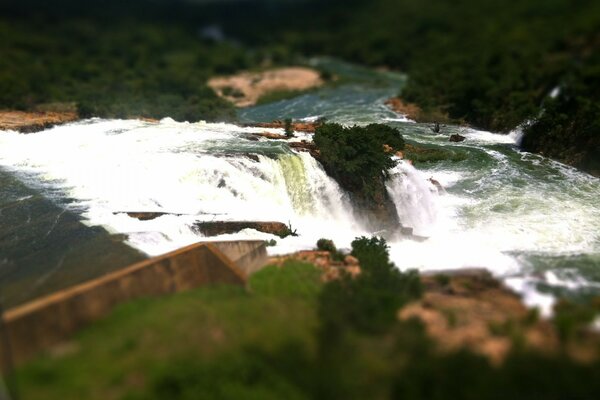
[115,212,181,221]
[385,97,454,124]
[0,110,78,133]
[399,269,599,364]
[250,120,320,133]
[449,133,466,142]
[194,221,293,238]
[268,250,362,282]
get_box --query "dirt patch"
[208,67,324,107]
[0,110,79,133]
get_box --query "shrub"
[318,236,422,335]
[313,123,404,200]
[316,238,336,253]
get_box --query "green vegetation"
[315,238,344,262]
[2,0,597,172]
[313,123,403,201]
[16,237,600,400]
[284,118,294,138]
[553,298,600,344]
[319,237,422,334]
[521,51,600,176]
[316,238,336,253]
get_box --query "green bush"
[316,238,336,253]
[318,236,422,335]
[313,123,404,200]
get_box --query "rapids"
[1,59,599,313]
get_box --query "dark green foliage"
[0,17,259,121]
[316,238,345,262]
[434,274,450,287]
[140,352,308,400]
[277,222,299,239]
[319,236,422,334]
[316,238,336,253]
[284,118,294,137]
[522,51,600,176]
[552,298,600,343]
[313,123,404,200]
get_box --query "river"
[1,59,598,312]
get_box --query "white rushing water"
[1,116,599,314]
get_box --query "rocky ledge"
[385,97,455,124]
[193,221,294,238]
[0,110,78,133]
[250,120,320,133]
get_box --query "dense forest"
[1,0,598,173]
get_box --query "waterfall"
[385,160,439,237]
[0,119,365,255]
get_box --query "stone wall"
[0,240,267,366]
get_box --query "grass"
[16,261,322,400]
[15,251,600,400]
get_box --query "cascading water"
[1,59,599,314]
[0,119,367,257]
[386,159,439,237]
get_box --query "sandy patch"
[208,67,324,107]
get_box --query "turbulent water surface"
[1,59,599,312]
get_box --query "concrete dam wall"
[0,240,267,366]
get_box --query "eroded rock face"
[0,110,78,133]
[194,221,291,237]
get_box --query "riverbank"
[0,110,78,133]
[15,258,600,400]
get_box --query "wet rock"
[255,131,288,140]
[289,140,320,157]
[428,177,445,194]
[244,154,260,162]
[193,221,292,238]
[449,134,466,142]
[117,212,182,221]
[250,120,320,133]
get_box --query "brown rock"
[344,255,359,265]
[0,110,78,133]
[193,221,292,237]
[117,212,181,221]
[449,134,466,142]
[289,141,320,157]
[255,132,288,140]
[251,120,320,133]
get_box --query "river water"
[0,59,598,312]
